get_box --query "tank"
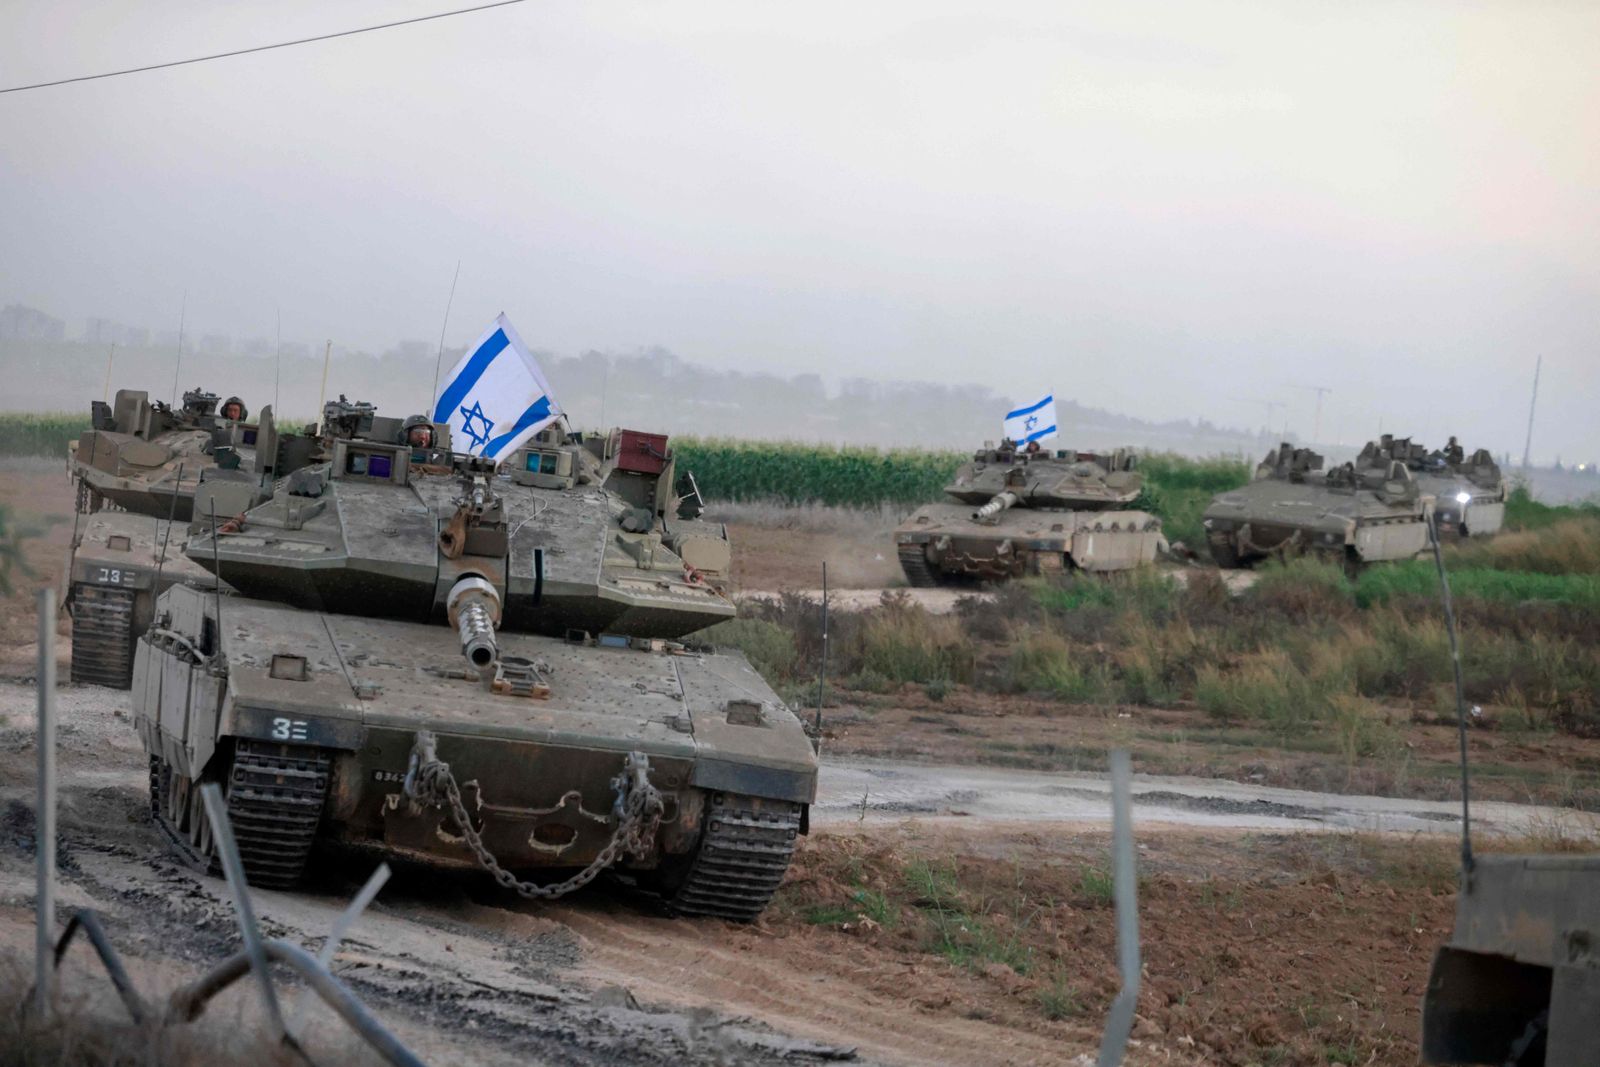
[130,427,814,920]
[1381,435,1507,539]
[1202,441,1434,569]
[894,442,1164,585]
[65,391,349,688]
[64,388,269,688]
[1421,854,1600,1065]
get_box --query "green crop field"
[0,413,88,458]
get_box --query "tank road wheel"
[150,740,330,888]
[1208,539,1241,569]
[662,793,802,922]
[69,584,136,688]
[898,544,942,588]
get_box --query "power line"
[0,0,530,95]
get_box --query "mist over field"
[2,2,1597,463]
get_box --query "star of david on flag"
[433,313,562,462]
[1003,393,1058,445]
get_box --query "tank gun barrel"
[446,576,501,670]
[973,491,1020,521]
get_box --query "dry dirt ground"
[2,465,1594,1065]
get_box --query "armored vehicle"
[65,394,343,687]
[894,442,1164,585]
[1422,853,1600,1065]
[1202,441,1433,569]
[69,388,263,520]
[1379,435,1507,539]
[132,428,810,919]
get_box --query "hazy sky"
[2,1,1596,461]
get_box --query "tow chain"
[402,731,664,900]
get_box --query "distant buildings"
[1,304,66,341]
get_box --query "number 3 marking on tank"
[271,717,310,741]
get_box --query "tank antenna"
[429,260,462,412]
[1427,508,1473,880]
[102,343,116,405]
[316,340,332,434]
[168,289,187,407]
[209,498,225,655]
[153,463,185,593]
[273,307,282,415]
[1519,355,1541,473]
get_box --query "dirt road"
[0,678,1564,1066]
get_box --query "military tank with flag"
[130,314,815,919]
[893,397,1165,584]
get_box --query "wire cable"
[0,0,529,95]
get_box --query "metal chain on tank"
[403,733,663,901]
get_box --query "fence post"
[35,589,58,1020]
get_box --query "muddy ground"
[1,462,1594,1065]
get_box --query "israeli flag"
[1004,394,1058,445]
[433,314,562,462]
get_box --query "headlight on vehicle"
[1455,491,1471,505]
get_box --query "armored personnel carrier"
[894,442,1164,585]
[1377,435,1507,539]
[132,427,810,919]
[1202,441,1433,569]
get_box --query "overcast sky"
[2,1,1596,461]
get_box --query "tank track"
[69,584,136,688]
[152,740,330,889]
[667,793,802,922]
[898,543,942,588]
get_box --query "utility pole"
[1280,382,1332,444]
[1231,397,1285,437]
[1520,355,1541,472]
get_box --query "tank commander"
[220,396,247,422]
[400,414,449,466]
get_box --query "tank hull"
[1202,478,1433,568]
[67,512,224,688]
[131,584,815,918]
[894,504,1164,584]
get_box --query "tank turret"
[895,444,1164,585]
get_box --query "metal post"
[34,589,57,1019]
[288,863,391,1036]
[1428,511,1473,879]
[814,561,828,740]
[1097,749,1140,1067]
[200,782,288,1039]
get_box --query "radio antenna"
[273,307,283,415]
[430,260,462,413]
[169,290,187,407]
[153,463,185,593]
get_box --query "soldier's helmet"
[400,414,436,450]
[220,396,248,422]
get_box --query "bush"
[1247,557,1355,621]
[1001,631,1108,702]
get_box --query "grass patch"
[1356,562,1600,610]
